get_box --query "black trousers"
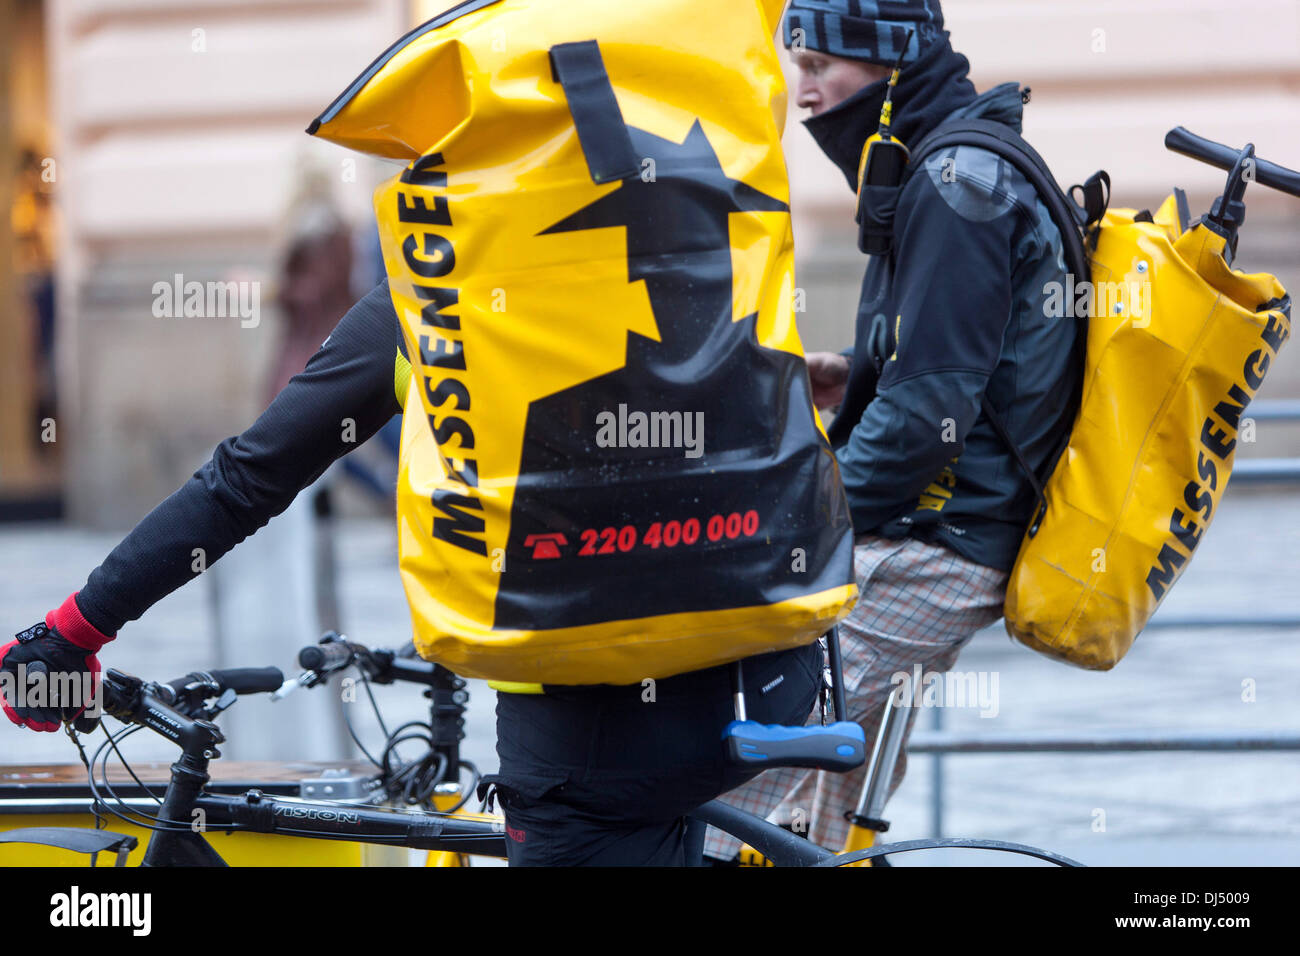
[481,641,822,866]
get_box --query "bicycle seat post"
[847,686,908,834]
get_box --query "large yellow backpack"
[909,122,1292,670]
[1005,193,1290,669]
[309,0,857,684]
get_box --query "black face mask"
[803,79,891,191]
[799,35,978,192]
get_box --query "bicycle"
[0,642,507,866]
[7,118,1285,868]
[0,629,1082,867]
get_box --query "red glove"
[1,593,115,732]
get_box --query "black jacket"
[814,42,1079,572]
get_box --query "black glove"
[2,594,112,732]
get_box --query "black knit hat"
[783,0,946,66]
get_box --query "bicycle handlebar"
[91,664,282,744]
[297,641,354,674]
[164,667,285,703]
[296,634,441,687]
[1165,127,1300,198]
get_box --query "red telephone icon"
[523,533,567,560]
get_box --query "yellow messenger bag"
[909,122,1293,670]
[308,0,857,685]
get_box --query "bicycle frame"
[0,642,1082,867]
[141,791,507,865]
[2,654,831,867]
[124,656,509,866]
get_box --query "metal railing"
[1220,399,1300,484]
[912,714,1300,839]
[909,728,1300,755]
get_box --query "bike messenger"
[4,302,819,867]
[705,0,1080,860]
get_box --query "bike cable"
[64,721,109,832]
[338,664,385,769]
[87,722,247,836]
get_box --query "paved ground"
[1,482,1297,866]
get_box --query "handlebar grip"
[166,667,284,700]
[1165,127,1300,198]
[298,642,354,673]
[209,667,285,696]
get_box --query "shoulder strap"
[907,117,1097,287]
[905,118,1108,536]
[980,392,1048,531]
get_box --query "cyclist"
[705,0,1079,860]
[2,272,821,864]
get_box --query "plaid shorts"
[703,534,1008,860]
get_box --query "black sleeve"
[835,156,1021,529]
[77,281,404,635]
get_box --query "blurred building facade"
[2,0,406,523]
[1,0,1298,524]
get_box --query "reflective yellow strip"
[395,350,412,408]
[487,680,545,694]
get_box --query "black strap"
[906,118,1108,537]
[980,393,1048,535]
[1174,186,1192,234]
[907,118,1097,286]
[549,41,640,185]
[1072,171,1110,241]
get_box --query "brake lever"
[203,687,239,718]
[270,670,324,701]
[71,714,102,734]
